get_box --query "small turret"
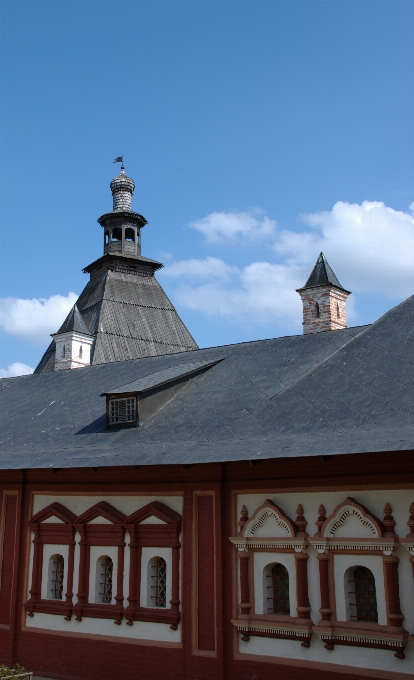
[51,305,94,371]
[296,253,350,334]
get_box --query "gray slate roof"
[2,293,414,471]
[299,252,347,291]
[35,268,198,373]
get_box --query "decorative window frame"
[123,501,182,630]
[72,501,126,624]
[230,499,313,648]
[308,497,408,659]
[25,502,77,620]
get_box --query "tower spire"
[296,253,351,334]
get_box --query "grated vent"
[109,397,136,424]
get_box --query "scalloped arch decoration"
[243,500,297,538]
[321,498,384,539]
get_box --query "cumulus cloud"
[276,201,414,296]
[189,209,276,243]
[0,292,78,344]
[162,258,305,328]
[162,200,414,330]
[0,362,34,378]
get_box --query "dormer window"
[108,396,137,426]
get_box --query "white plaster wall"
[88,545,118,604]
[334,553,386,625]
[236,489,414,675]
[140,547,172,608]
[25,612,181,642]
[253,551,296,616]
[27,495,183,641]
[41,544,69,600]
[42,515,64,524]
[239,634,414,675]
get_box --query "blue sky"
[0,1,413,375]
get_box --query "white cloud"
[0,292,78,344]
[276,201,414,296]
[162,257,305,328]
[0,362,34,378]
[162,257,238,282]
[189,209,276,243]
[162,200,414,330]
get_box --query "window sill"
[124,606,181,630]
[313,621,408,658]
[232,614,312,647]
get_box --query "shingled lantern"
[296,253,350,334]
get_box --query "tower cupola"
[98,164,147,259]
[110,165,135,212]
[51,304,94,371]
[296,253,351,334]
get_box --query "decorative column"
[114,531,126,624]
[169,540,181,629]
[27,526,42,615]
[382,505,404,640]
[294,551,312,623]
[75,528,88,620]
[125,527,141,625]
[406,503,414,578]
[64,528,76,619]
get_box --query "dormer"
[101,356,223,428]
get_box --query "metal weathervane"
[113,155,124,165]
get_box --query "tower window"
[315,302,320,318]
[125,228,135,242]
[108,397,136,424]
[347,566,378,622]
[265,563,290,615]
[149,556,167,607]
[112,227,122,241]
[62,345,66,358]
[79,345,83,359]
[337,302,340,318]
[48,554,64,600]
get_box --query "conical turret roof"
[299,252,348,291]
[55,304,92,336]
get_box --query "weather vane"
[113,155,124,168]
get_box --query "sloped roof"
[298,252,348,291]
[35,268,198,373]
[2,293,414,470]
[55,304,91,336]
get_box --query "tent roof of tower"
[55,304,92,336]
[2,293,414,470]
[82,253,163,275]
[297,252,350,293]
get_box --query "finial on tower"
[296,253,351,334]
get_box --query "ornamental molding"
[320,497,384,539]
[308,538,399,554]
[314,628,406,650]
[400,539,414,556]
[241,500,297,539]
[232,620,310,639]
[230,537,307,552]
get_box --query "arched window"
[125,227,135,242]
[315,301,320,318]
[337,302,340,318]
[96,555,113,604]
[148,556,167,607]
[346,566,378,622]
[112,227,122,241]
[48,554,64,600]
[264,563,290,615]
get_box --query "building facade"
[0,168,413,680]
